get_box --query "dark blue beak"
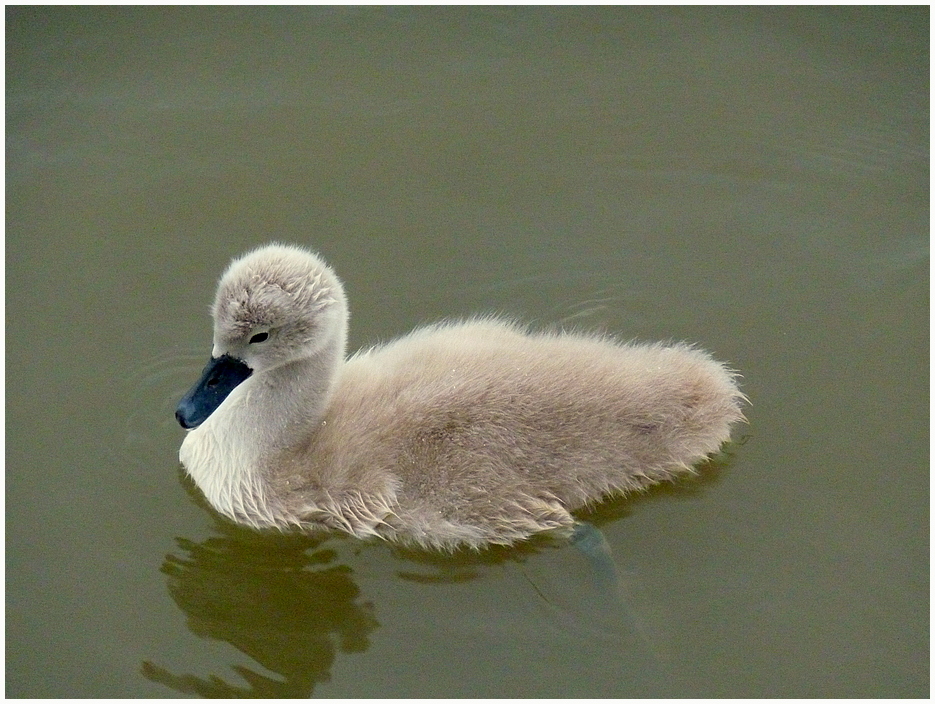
[175,354,253,429]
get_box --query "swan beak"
[175,354,253,429]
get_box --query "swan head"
[176,243,348,429]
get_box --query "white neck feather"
[179,326,346,528]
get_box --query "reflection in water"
[141,513,378,697]
[392,532,546,584]
[144,451,738,696]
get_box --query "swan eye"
[249,332,269,344]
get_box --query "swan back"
[282,319,744,548]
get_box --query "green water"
[7,6,927,697]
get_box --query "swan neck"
[257,333,345,448]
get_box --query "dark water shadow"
[390,530,551,583]
[142,480,379,698]
[144,442,745,696]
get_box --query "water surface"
[7,6,927,697]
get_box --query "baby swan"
[176,244,744,550]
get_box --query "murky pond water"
[7,6,927,697]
